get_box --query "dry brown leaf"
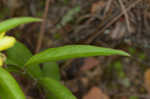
[64,80,79,93]
[91,1,105,14]
[121,96,128,99]
[80,77,89,88]
[82,87,109,99]
[144,68,150,94]
[27,96,33,99]
[80,57,100,71]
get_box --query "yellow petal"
[0,36,16,51]
[0,57,3,66]
[0,32,6,39]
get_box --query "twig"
[83,0,142,44]
[35,0,51,53]
[118,0,132,33]
[104,0,113,16]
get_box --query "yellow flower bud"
[0,32,6,39]
[0,36,16,51]
[0,57,3,66]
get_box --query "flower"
[0,57,3,66]
[0,32,16,66]
[0,32,16,51]
[0,32,6,39]
[0,54,6,67]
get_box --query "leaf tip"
[121,51,130,57]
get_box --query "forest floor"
[1,0,150,99]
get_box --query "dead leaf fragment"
[83,87,109,99]
[144,69,150,94]
[91,1,105,14]
[80,57,100,71]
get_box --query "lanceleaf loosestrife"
[0,32,16,66]
[0,57,3,66]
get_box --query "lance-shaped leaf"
[26,45,129,65]
[6,41,43,79]
[0,67,25,99]
[43,62,60,81]
[0,17,41,33]
[39,77,76,99]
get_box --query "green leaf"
[39,77,76,99]
[42,62,61,99]
[26,45,129,65]
[0,67,25,99]
[43,62,60,81]
[6,41,32,67]
[45,92,56,99]
[0,17,41,33]
[5,65,21,74]
[57,6,80,29]
[129,96,139,99]
[6,41,43,79]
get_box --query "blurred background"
[1,0,150,99]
